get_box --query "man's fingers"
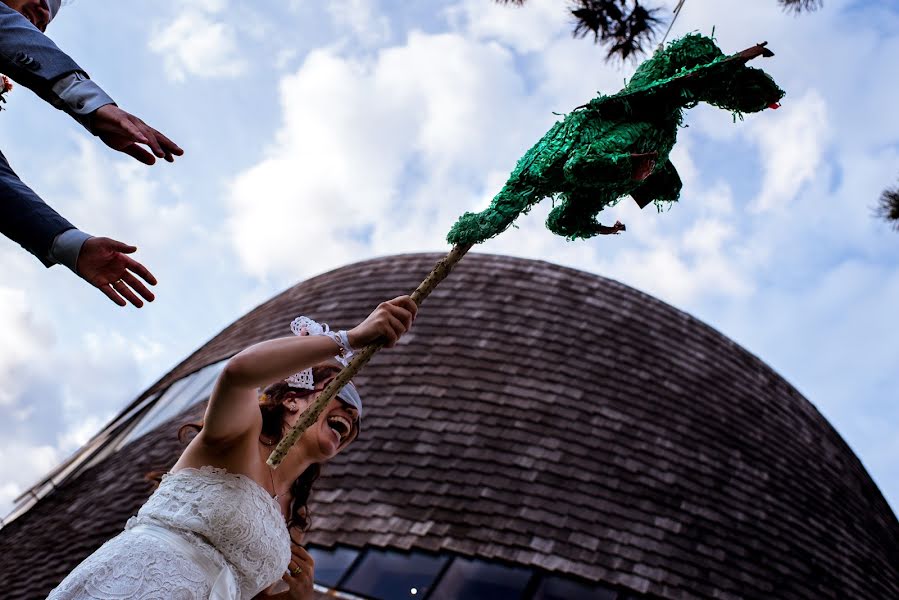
[99,284,127,307]
[137,121,166,158]
[122,271,155,303]
[105,238,137,253]
[113,280,144,308]
[122,143,156,165]
[116,115,149,145]
[151,127,184,159]
[125,257,157,286]
[96,106,183,164]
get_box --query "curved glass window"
[118,360,226,446]
[300,546,645,600]
[430,556,533,599]
[307,545,359,587]
[341,547,449,599]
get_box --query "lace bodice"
[125,466,291,597]
[49,466,290,599]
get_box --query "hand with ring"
[279,543,314,600]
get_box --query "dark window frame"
[336,544,451,599]
[304,544,642,600]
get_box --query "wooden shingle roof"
[1,253,897,599]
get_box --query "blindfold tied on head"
[284,316,363,427]
[336,382,362,420]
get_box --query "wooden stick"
[267,243,474,467]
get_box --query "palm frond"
[778,0,823,14]
[571,0,662,60]
[876,184,899,230]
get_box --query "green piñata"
[447,33,785,244]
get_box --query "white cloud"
[53,139,193,249]
[188,0,228,13]
[0,442,60,513]
[0,286,55,407]
[227,30,534,280]
[149,3,247,82]
[748,91,830,212]
[445,0,568,53]
[327,0,392,47]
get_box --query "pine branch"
[876,184,899,230]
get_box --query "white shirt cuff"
[51,72,115,127]
[49,228,92,273]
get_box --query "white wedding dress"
[48,466,291,600]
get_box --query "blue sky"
[0,0,896,518]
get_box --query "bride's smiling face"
[282,391,360,460]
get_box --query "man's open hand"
[92,105,184,165]
[76,237,157,308]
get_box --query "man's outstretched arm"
[0,151,156,307]
[0,3,113,126]
[0,148,75,268]
[0,2,183,163]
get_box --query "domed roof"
[1,253,897,599]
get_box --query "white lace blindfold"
[285,316,362,419]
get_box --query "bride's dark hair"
[158,364,343,533]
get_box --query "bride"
[48,296,418,599]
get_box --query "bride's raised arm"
[202,335,346,445]
[201,296,417,445]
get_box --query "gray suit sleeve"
[0,3,115,131]
[0,150,77,268]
